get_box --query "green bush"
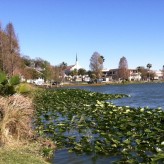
[0,72,20,96]
[16,83,31,94]
[0,72,7,85]
[9,75,20,85]
[0,84,15,96]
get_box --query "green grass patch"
[0,145,49,164]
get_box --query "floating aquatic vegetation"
[33,89,164,163]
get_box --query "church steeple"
[76,53,78,62]
[70,53,82,71]
[75,53,78,70]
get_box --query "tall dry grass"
[0,94,34,146]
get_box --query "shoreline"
[41,80,164,88]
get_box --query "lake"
[53,83,164,164]
[66,82,164,109]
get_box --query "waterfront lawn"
[33,89,164,163]
[0,145,49,164]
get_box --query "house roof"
[65,65,74,71]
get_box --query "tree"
[5,22,20,76]
[118,56,129,80]
[0,22,3,71]
[51,66,61,82]
[22,55,33,67]
[78,68,86,76]
[100,55,105,63]
[89,52,104,79]
[163,65,164,80]
[60,62,67,70]
[147,63,152,81]
[59,62,67,82]
[87,70,93,77]
[0,23,8,72]
[137,66,147,80]
[40,60,52,81]
[23,67,40,80]
[70,69,78,76]
[34,58,45,69]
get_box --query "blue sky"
[0,0,164,70]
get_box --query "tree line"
[0,22,69,82]
[0,21,162,83]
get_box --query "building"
[65,54,83,74]
[129,69,141,81]
[154,70,163,80]
[64,55,86,82]
[107,68,141,81]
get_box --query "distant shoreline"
[40,80,164,88]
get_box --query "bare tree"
[59,62,67,82]
[118,56,129,80]
[89,52,104,79]
[5,22,20,76]
[51,66,61,82]
[137,66,147,81]
[0,22,3,71]
[0,23,8,72]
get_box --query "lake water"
[53,83,164,164]
[66,82,164,109]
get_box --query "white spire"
[70,54,82,71]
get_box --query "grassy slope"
[0,150,49,164]
[0,145,50,164]
[0,87,52,164]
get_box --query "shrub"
[0,84,15,96]
[0,72,21,96]
[15,83,37,96]
[0,72,7,85]
[16,83,31,94]
[9,75,20,86]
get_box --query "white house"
[154,70,163,80]
[129,69,141,81]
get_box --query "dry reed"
[0,94,34,146]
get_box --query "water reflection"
[53,149,121,164]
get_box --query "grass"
[0,92,55,164]
[0,144,50,164]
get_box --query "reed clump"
[0,94,34,147]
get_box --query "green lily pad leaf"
[145,129,151,133]
[136,139,141,145]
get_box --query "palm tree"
[147,63,152,81]
[100,56,105,63]
[162,65,164,79]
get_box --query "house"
[154,70,163,80]
[107,68,141,81]
[129,69,141,81]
